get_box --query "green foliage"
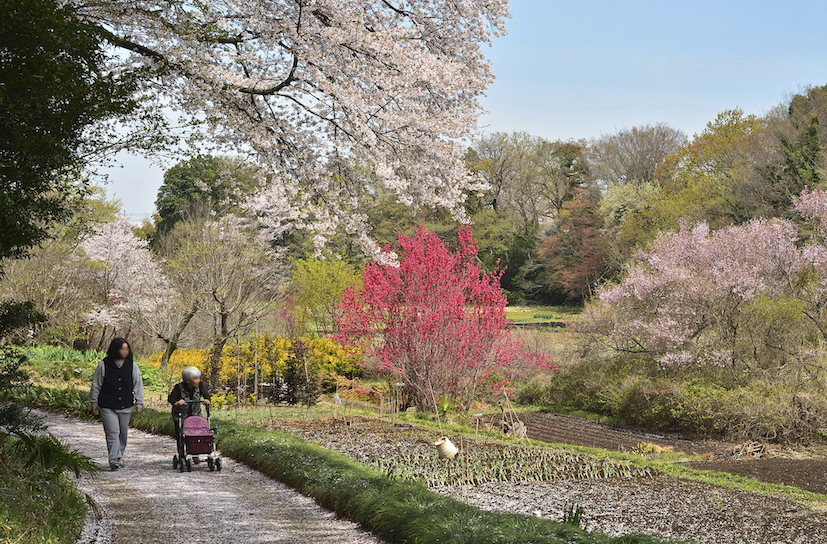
[14,385,90,415]
[0,300,45,339]
[0,347,44,437]
[22,345,109,383]
[631,109,770,242]
[136,361,167,391]
[542,355,827,442]
[0,0,139,261]
[286,258,362,334]
[0,347,94,544]
[470,208,540,301]
[762,113,825,209]
[307,337,363,378]
[275,339,321,407]
[13,433,97,478]
[599,180,660,236]
[23,345,105,365]
[563,504,584,528]
[0,437,88,544]
[155,155,260,236]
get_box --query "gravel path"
[37,412,382,544]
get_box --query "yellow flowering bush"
[147,335,362,395]
[146,348,209,386]
[305,337,363,378]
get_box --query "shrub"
[136,361,167,390]
[146,334,359,397]
[544,355,827,442]
[306,336,363,378]
[338,225,549,412]
[0,436,88,544]
[146,347,209,386]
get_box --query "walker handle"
[182,399,210,417]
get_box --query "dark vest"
[173,382,202,418]
[98,358,134,410]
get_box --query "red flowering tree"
[337,225,547,411]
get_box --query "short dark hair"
[106,338,132,361]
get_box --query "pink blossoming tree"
[579,188,827,370]
[337,225,548,411]
[83,217,195,368]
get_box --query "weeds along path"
[36,411,382,544]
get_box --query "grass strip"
[12,384,685,544]
[0,436,87,544]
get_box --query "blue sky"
[103,0,827,220]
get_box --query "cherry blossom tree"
[83,217,195,365]
[73,0,508,254]
[337,225,548,411]
[577,202,827,369]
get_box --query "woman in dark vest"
[90,338,145,470]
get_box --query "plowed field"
[486,411,722,454]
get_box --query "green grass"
[506,305,581,324]
[22,346,170,393]
[12,384,686,544]
[0,436,88,544]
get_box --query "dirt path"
[37,411,381,544]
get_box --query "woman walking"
[90,338,144,470]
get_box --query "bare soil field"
[486,411,724,454]
[687,458,827,494]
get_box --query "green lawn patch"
[506,305,581,324]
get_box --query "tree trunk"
[160,304,197,371]
[209,337,227,392]
[209,305,230,391]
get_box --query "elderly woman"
[168,366,212,450]
[90,338,144,471]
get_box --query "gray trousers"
[99,407,133,462]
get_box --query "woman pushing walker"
[90,338,144,471]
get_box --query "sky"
[101,0,827,221]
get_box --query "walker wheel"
[185,458,193,472]
[215,458,222,472]
[207,457,215,471]
[173,455,179,469]
[179,457,186,473]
